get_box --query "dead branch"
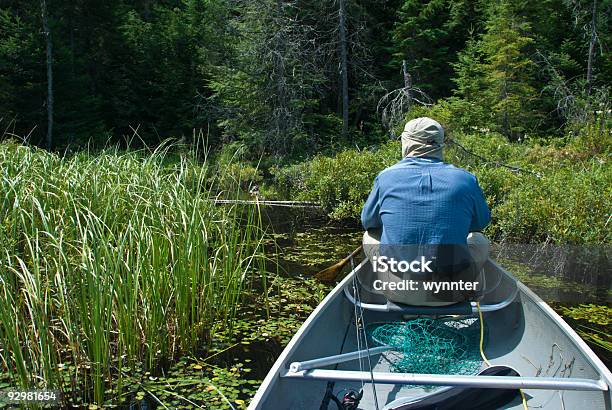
[448,138,542,178]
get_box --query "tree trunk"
[402,59,412,101]
[276,0,287,153]
[586,0,598,96]
[41,0,53,150]
[338,0,349,137]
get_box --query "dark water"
[492,244,611,305]
[261,206,363,275]
[260,206,612,368]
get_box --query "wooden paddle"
[315,245,363,282]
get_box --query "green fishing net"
[368,317,484,376]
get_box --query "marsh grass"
[0,140,267,404]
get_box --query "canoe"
[249,258,612,409]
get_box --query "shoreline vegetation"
[270,113,611,244]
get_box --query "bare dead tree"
[338,0,349,137]
[294,0,376,136]
[402,60,411,102]
[536,49,610,127]
[221,0,377,154]
[228,0,327,156]
[564,0,605,95]
[274,0,289,153]
[377,60,432,131]
[586,0,598,95]
[41,0,53,150]
[536,50,578,120]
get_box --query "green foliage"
[575,328,612,354]
[0,140,267,404]
[392,0,483,98]
[558,304,611,326]
[491,160,610,243]
[214,142,263,193]
[1,1,230,148]
[113,0,229,139]
[0,5,45,130]
[483,5,538,139]
[452,0,540,139]
[442,0,611,138]
[449,130,611,243]
[556,304,612,354]
[570,112,612,155]
[501,259,598,300]
[273,142,400,219]
[274,119,611,243]
[98,274,330,409]
[403,100,457,130]
[270,161,310,200]
[210,0,334,158]
[2,0,611,154]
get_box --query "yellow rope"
[477,302,528,410]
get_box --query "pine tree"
[211,0,328,158]
[392,0,484,99]
[0,3,46,141]
[481,1,538,140]
[450,36,489,128]
[452,0,539,139]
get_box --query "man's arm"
[361,177,382,230]
[470,177,491,232]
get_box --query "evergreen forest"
[2,0,610,157]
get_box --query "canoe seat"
[345,259,518,315]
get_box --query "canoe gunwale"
[247,259,371,409]
[514,275,612,388]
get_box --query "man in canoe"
[361,117,491,305]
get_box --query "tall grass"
[0,140,267,403]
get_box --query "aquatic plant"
[575,326,612,353]
[0,141,267,405]
[558,304,611,326]
[556,304,612,356]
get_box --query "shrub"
[273,125,611,244]
[272,142,399,219]
[493,161,610,243]
[214,142,263,193]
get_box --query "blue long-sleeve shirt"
[361,157,490,245]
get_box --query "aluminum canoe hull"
[249,259,612,409]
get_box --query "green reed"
[0,140,267,404]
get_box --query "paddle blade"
[314,262,344,283]
[314,245,363,283]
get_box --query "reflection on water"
[493,244,611,304]
[259,206,611,368]
[260,206,363,276]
